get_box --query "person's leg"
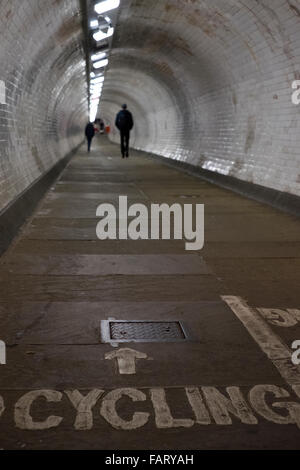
[125,130,130,157]
[120,131,125,157]
[87,137,91,152]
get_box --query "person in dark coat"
[115,104,134,158]
[99,118,105,134]
[85,122,95,152]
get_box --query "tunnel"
[0,0,300,452]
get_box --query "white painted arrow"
[105,348,148,375]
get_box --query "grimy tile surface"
[0,139,300,450]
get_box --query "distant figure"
[99,118,105,134]
[85,122,95,152]
[115,104,134,158]
[94,118,105,134]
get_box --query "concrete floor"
[0,137,300,449]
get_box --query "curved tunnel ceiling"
[0,0,299,215]
[100,0,300,196]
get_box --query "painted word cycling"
[96,196,204,251]
[7,384,300,431]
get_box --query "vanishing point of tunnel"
[0,0,300,453]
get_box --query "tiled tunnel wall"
[0,0,88,213]
[102,0,300,197]
[0,0,299,217]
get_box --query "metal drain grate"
[100,320,188,343]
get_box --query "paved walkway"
[0,137,300,449]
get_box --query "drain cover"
[100,320,188,343]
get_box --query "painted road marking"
[291,341,300,365]
[150,388,194,428]
[0,341,6,365]
[65,389,104,430]
[258,308,300,327]
[222,296,300,386]
[105,348,148,374]
[2,385,300,431]
[15,390,63,430]
[5,298,300,436]
[101,388,149,430]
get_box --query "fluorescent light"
[90,109,97,122]
[91,87,102,92]
[90,19,99,28]
[90,82,103,88]
[90,91,102,96]
[90,84,103,92]
[90,72,104,78]
[90,90,103,95]
[91,52,107,62]
[94,0,120,15]
[93,58,109,69]
[90,104,99,117]
[91,76,104,84]
[93,26,114,42]
[90,71,104,78]
[90,82,103,87]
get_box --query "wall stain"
[145,31,192,57]
[31,146,44,173]
[157,61,175,77]
[287,1,300,17]
[230,159,245,176]
[232,92,237,109]
[283,43,294,60]
[175,36,193,56]
[244,116,256,154]
[56,14,81,43]
[5,9,12,20]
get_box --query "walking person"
[85,121,95,152]
[99,118,105,134]
[115,104,134,158]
